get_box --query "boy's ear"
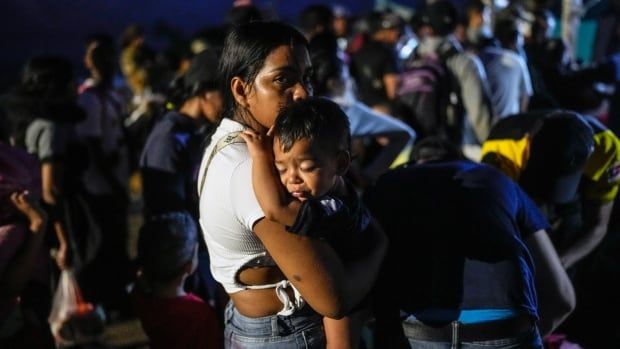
[231,77,249,108]
[336,150,351,175]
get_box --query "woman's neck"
[232,110,267,133]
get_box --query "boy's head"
[137,211,199,284]
[272,97,351,201]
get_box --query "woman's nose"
[292,82,310,101]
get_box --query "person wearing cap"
[140,48,222,217]
[366,138,574,348]
[414,0,495,159]
[481,110,620,269]
[349,11,402,113]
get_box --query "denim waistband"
[224,301,323,337]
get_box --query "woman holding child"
[197,21,387,348]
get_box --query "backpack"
[397,48,464,144]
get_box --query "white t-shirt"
[197,118,269,293]
[479,47,533,118]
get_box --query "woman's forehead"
[262,44,311,72]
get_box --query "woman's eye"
[275,76,291,85]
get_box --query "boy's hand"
[10,191,47,234]
[240,129,273,161]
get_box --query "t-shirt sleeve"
[582,130,620,203]
[140,132,181,173]
[30,122,65,162]
[287,199,331,237]
[515,182,550,237]
[229,157,265,230]
[75,92,103,138]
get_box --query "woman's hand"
[240,129,274,162]
[10,191,47,234]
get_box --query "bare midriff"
[229,265,297,317]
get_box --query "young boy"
[131,211,222,349]
[241,97,371,349]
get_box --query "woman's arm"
[240,130,301,226]
[253,217,388,318]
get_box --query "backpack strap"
[197,131,245,196]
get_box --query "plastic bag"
[48,269,105,346]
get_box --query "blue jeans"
[224,301,325,348]
[403,319,543,349]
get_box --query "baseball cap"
[519,111,594,204]
[367,12,402,34]
[420,1,458,36]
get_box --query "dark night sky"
[0,0,377,91]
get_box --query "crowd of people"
[1,0,620,348]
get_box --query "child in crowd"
[241,97,372,349]
[131,211,222,349]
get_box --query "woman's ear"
[231,77,249,108]
[336,150,352,175]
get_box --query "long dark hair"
[218,21,308,121]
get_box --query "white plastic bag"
[48,269,105,346]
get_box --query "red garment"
[132,292,222,349]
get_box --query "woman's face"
[244,44,313,129]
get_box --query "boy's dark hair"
[273,97,350,154]
[137,211,198,283]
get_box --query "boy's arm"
[240,130,301,226]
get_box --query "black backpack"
[397,48,464,144]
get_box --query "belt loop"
[450,321,459,349]
[271,313,279,336]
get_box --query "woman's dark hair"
[218,21,308,121]
[273,97,350,154]
[167,48,221,109]
[137,211,198,284]
[85,33,117,88]
[21,56,74,99]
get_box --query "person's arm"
[240,130,301,226]
[557,200,613,268]
[41,162,69,269]
[323,308,368,349]
[383,73,400,100]
[525,229,575,335]
[0,192,48,299]
[252,217,388,318]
